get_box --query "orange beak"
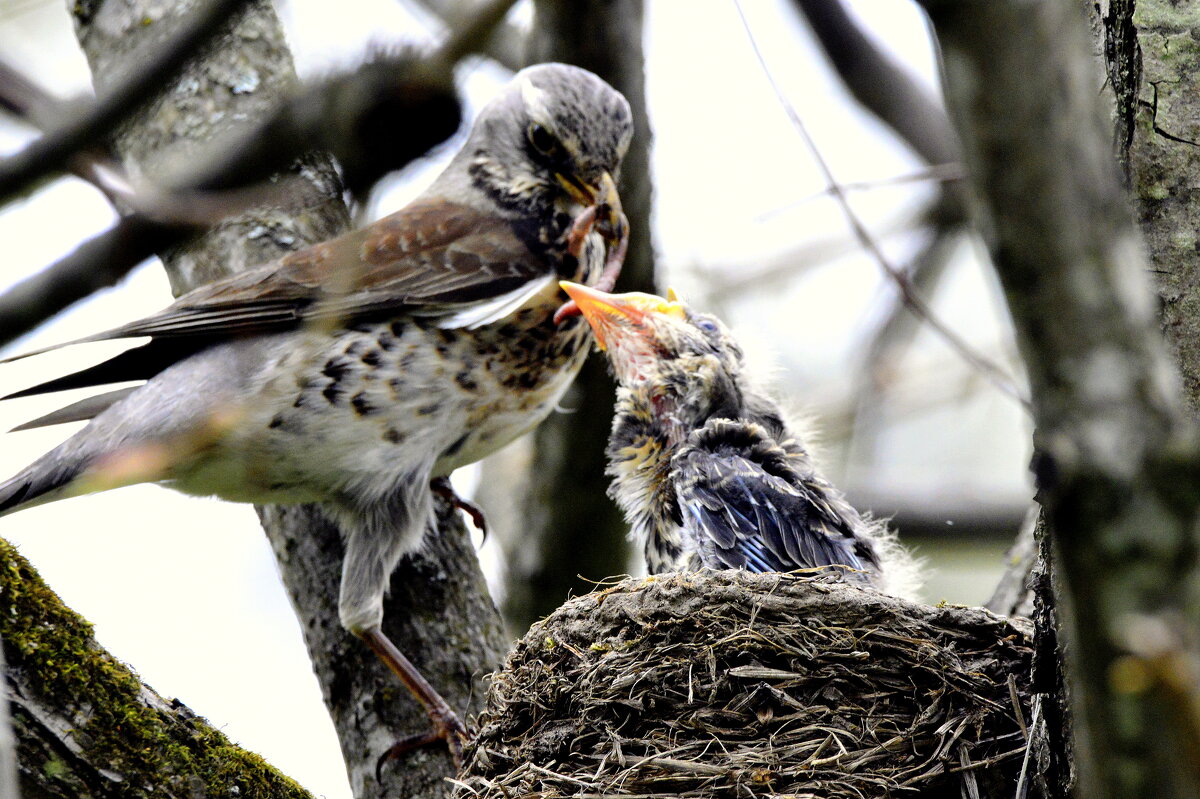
[559,282,685,351]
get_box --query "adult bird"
[0,63,633,760]
[561,282,902,590]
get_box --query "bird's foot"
[555,208,630,325]
[375,704,469,778]
[430,476,487,538]
[361,627,471,776]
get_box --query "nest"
[455,571,1035,798]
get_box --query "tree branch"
[0,0,254,207]
[0,53,460,349]
[736,1,1029,409]
[1,540,312,798]
[0,216,183,350]
[789,0,961,170]
[404,0,525,71]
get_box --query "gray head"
[456,63,633,221]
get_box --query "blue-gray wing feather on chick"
[674,419,876,581]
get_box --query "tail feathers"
[3,338,206,400]
[0,463,83,517]
[10,387,138,432]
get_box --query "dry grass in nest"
[455,571,1034,798]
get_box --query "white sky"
[0,2,1030,798]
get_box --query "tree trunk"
[491,0,655,633]
[1104,1,1200,415]
[70,2,507,797]
[922,2,1200,799]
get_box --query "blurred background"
[0,1,1031,797]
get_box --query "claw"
[375,706,468,779]
[430,476,487,540]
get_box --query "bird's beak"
[556,170,623,235]
[559,281,685,351]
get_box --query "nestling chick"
[562,282,907,591]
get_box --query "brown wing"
[105,199,546,339]
[3,201,549,400]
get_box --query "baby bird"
[561,282,892,587]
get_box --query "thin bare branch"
[0,0,254,207]
[428,0,522,69]
[0,48,464,349]
[756,162,965,221]
[0,217,182,351]
[406,0,525,71]
[734,0,1030,410]
[844,221,962,463]
[0,57,298,227]
[790,0,960,169]
[0,56,61,126]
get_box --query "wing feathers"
[2,201,552,395]
[674,420,875,580]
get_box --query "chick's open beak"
[559,281,684,351]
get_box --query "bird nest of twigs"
[454,571,1034,798]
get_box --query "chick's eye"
[696,319,719,335]
[528,124,558,156]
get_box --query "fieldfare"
[0,63,633,761]
[561,283,890,586]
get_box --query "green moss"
[0,539,314,798]
[1142,182,1172,201]
[1132,2,1200,29]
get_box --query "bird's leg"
[430,475,488,538]
[361,626,469,771]
[555,208,631,325]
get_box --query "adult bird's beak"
[559,282,685,351]
[556,170,624,238]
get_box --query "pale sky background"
[0,2,1030,797]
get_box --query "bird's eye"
[696,319,720,335]
[528,123,559,157]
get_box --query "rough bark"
[1111,2,1200,415]
[491,0,655,631]
[0,638,17,799]
[922,2,1200,798]
[1,540,312,799]
[71,2,507,798]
